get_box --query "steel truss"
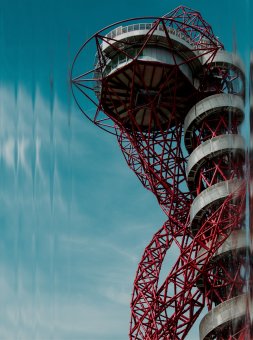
[71,5,249,339]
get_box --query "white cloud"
[0,83,180,339]
[0,262,129,339]
[2,137,15,168]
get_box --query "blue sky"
[0,0,251,339]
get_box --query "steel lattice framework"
[71,6,250,339]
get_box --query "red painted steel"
[71,6,247,339]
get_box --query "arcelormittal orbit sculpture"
[71,6,250,339]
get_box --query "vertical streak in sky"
[49,53,56,340]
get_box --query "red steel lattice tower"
[71,6,250,339]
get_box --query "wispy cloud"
[0,83,162,339]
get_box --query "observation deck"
[96,24,228,130]
[100,23,203,73]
